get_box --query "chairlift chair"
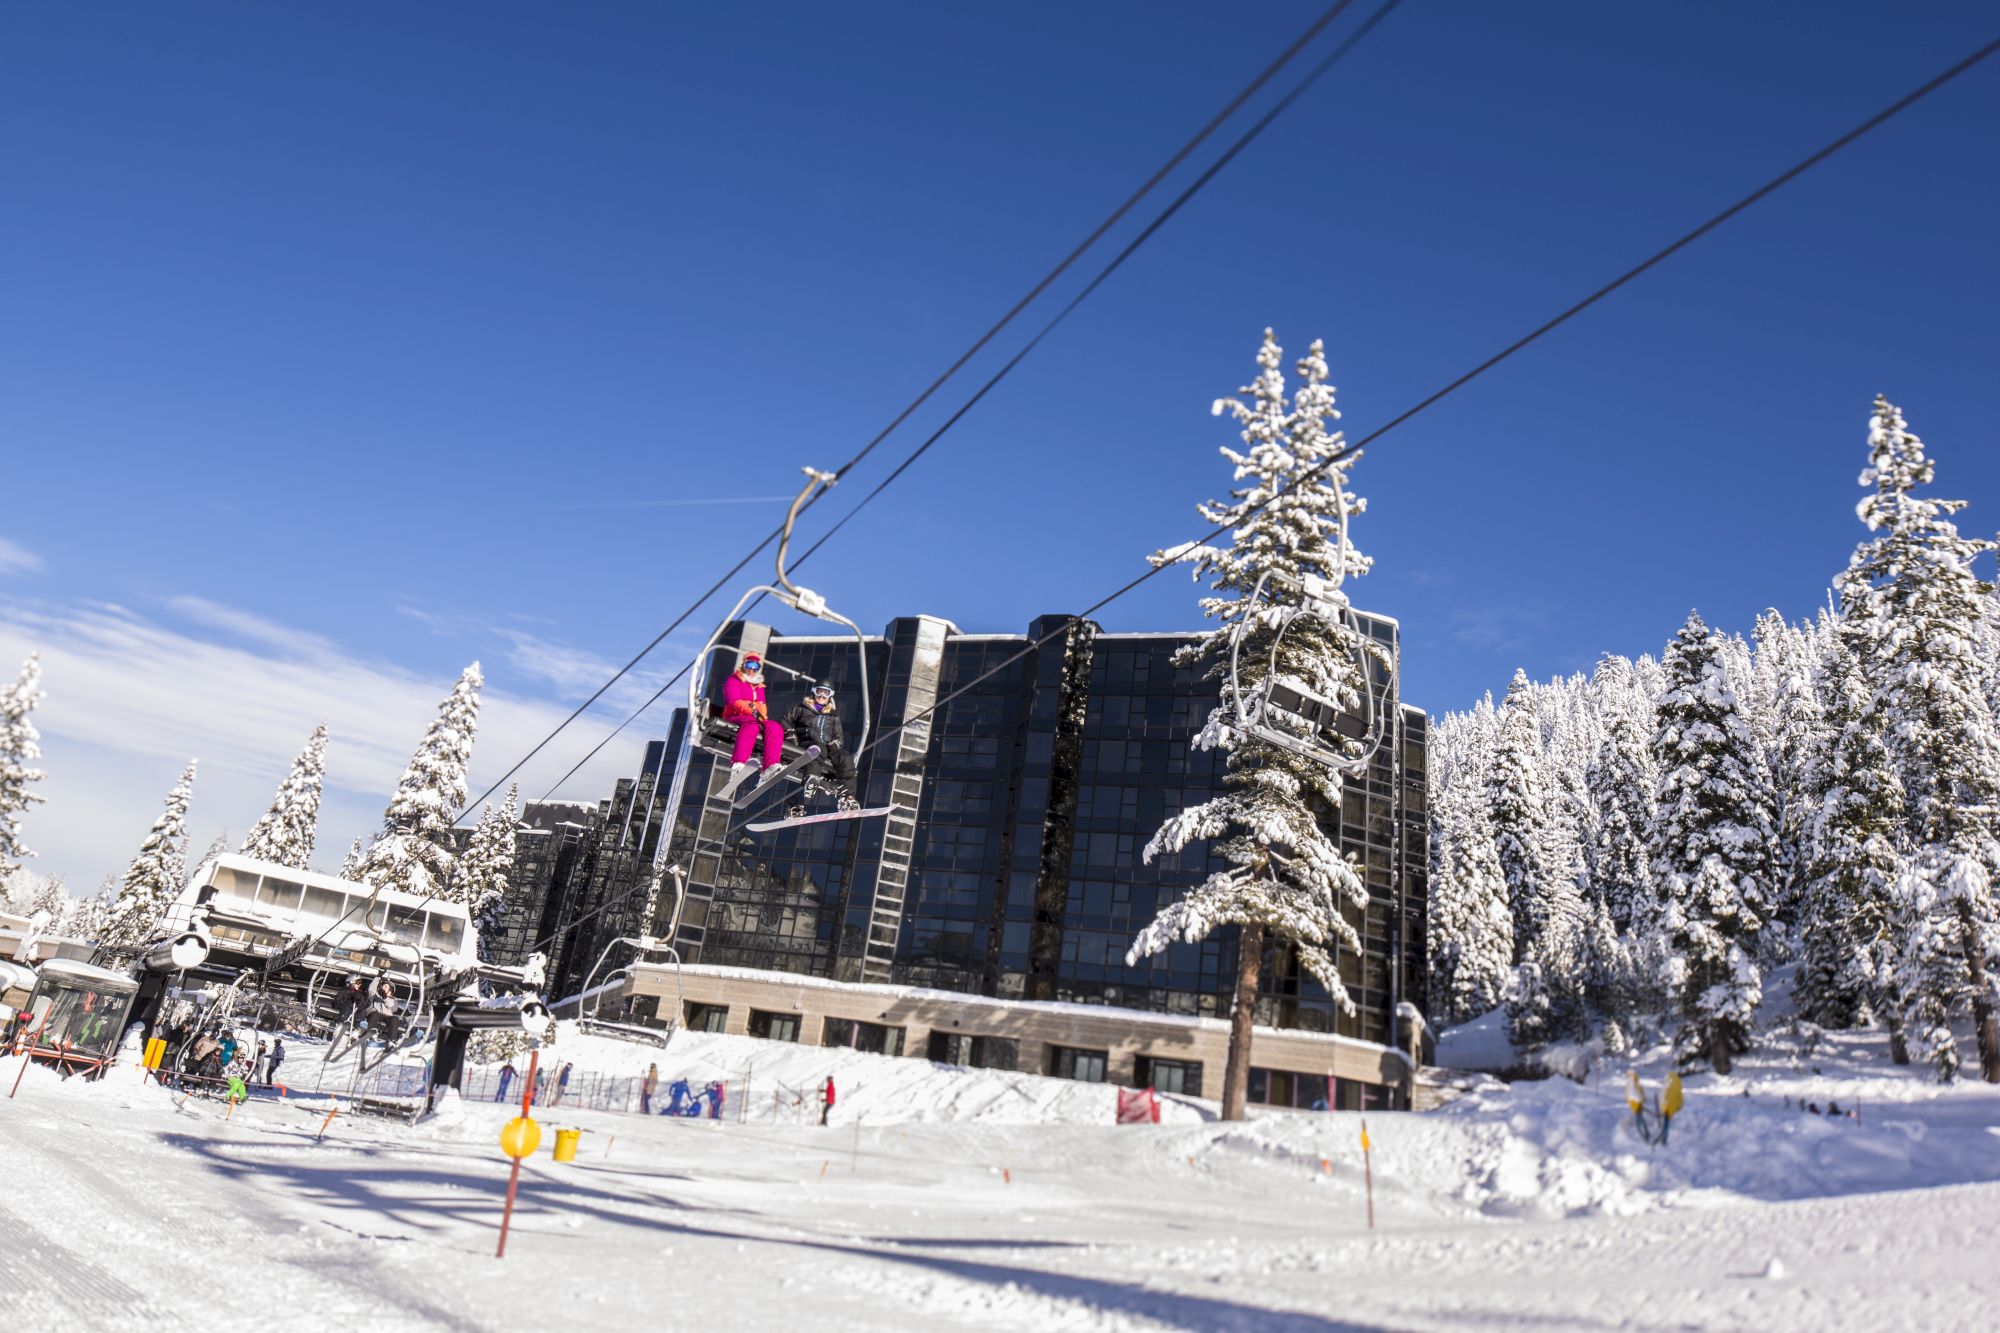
[1223,567,1395,778]
[681,467,874,776]
[577,935,682,1047]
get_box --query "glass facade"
[500,612,1428,1046]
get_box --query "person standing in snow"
[820,1074,836,1126]
[784,684,860,818]
[266,1038,286,1086]
[497,1061,516,1103]
[548,1061,573,1107]
[721,654,786,787]
[642,1063,659,1115]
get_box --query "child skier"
[721,653,787,789]
[783,683,860,818]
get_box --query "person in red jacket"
[722,653,786,786]
[821,1074,836,1126]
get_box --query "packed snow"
[4,1016,1999,1330]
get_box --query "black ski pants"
[805,745,858,797]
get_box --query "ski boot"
[836,790,860,813]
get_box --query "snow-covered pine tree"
[1487,670,1587,1048]
[1837,397,2000,1080]
[1796,617,1906,1035]
[28,871,67,922]
[241,723,329,870]
[60,878,117,943]
[1648,612,1775,1073]
[1126,331,1375,1122]
[195,832,228,877]
[1586,655,1657,937]
[1427,746,1512,1024]
[1763,614,1828,956]
[338,837,364,881]
[351,664,482,899]
[1542,675,1600,916]
[459,785,520,961]
[102,760,198,952]
[1487,670,1557,963]
[0,653,47,874]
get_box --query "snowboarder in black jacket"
[783,684,860,817]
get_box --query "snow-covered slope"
[4,1018,1998,1331]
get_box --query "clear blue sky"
[2,2,1996,885]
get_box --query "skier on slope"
[783,683,861,818]
[721,653,787,789]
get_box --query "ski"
[746,804,899,834]
[731,745,820,807]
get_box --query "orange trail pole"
[497,1048,541,1260]
[317,1105,341,1141]
[8,1018,48,1099]
[1361,1118,1375,1230]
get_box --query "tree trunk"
[1889,1020,1911,1066]
[1959,900,2000,1083]
[1220,920,1266,1122]
[1709,1021,1733,1076]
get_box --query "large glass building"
[518,612,1428,1056]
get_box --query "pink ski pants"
[731,719,785,766]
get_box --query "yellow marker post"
[1360,1120,1375,1230]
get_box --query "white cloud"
[0,538,43,577]
[397,604,692,712]
[0,596,659,891]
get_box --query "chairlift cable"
[524,0,1399,805]
[500,26,2000,971]
[836,28,2000,767]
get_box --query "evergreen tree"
[352,665,482,899]
[241,724,329,869]
[1836,397,2000,1081]
[1579,897,1637,1039]
[1648,612,1775,1072]
[1586,655,1656,935]
[0,653,47,874]
[338,837,364,881]
[458,786,520,961]
[1763,615,1828,954]
[1428,756,1512,1024]
[1487,670,1558,962]
[28,871,67,922]
[103,760,198,951]
[60,878,117,942]
[1797,620,1906,1033]
[1128,331,1375,1121]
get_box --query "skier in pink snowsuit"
[722,653,786,775]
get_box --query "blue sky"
[3,2,1997,888]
